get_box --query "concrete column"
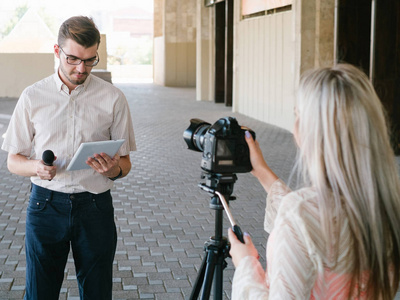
[153,0,197,87]
[97,34,108,70]
[196,0,214,101]
[299,0,335,74]
[153,0,165,85]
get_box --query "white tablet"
[66,139,125,171]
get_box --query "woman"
[228,64,400,299]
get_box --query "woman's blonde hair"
[296,63,400,299]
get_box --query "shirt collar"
[53,71,92,94]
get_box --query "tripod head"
[199,172,237,210]
[199,171,244,243]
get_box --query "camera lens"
[183,119,211,152]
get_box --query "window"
[242,0,292,18]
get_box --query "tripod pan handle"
[233,225,244,243]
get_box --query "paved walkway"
[0,83,398,300]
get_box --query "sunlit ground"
[113,77,153,84]
[109,64,153,84]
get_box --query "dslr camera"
[183,117,255,174]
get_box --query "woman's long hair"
[295,63,400,299]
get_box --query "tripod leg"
[190,252,208,299]
[213,253,226,300]
[200,249,217,300]
[190,247,218,300]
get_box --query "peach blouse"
[232,179,368,299]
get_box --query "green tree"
[38,7,58,36]
[1,4,29,39]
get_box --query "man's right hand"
[36,159,57,180]
[7,153,57,179]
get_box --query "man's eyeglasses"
[58,46,99,67]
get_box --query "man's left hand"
[86,153,121,178]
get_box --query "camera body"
[183,117,255,174]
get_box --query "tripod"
[190,172,237,300]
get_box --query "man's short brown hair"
[58,16,101,48]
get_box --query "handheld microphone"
[42,150,55,166]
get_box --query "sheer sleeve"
[232,189,319,300]
[231,256,269,300]
[264,179,292,233]
[267,193,318,299]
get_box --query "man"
[1,16,136,299]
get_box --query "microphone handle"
[42,150,54,180]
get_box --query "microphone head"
[42,150,55,166]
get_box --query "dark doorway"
[214,1,226,103]
[337,0,400,154]
[206,0,234,106]
[374,0,400,155]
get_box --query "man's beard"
[60,64,88,86]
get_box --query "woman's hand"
[228,228,259,268]
[245,131,279,193]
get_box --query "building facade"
[153,0,399,154]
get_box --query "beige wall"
[233,9,296,131]
[232,0,335,131]
[154,39,196,86]
[0,53,54,98]
[165,42,196,86]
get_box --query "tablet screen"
[66,139,125,171]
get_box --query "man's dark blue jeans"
[24,184,117,300]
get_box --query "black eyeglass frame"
[58,45,100,67]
